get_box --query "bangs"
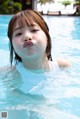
[13,11,36,29]
[8,10,49,40]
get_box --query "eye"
[31,29,39,32]
[15,32,22,36]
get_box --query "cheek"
[38,35,47,51]
[12,39,17,48]
[12,38,21,51]
[42,34,48,47]
[40,32,47,44]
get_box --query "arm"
[57,58,71,68]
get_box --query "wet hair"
[7,10,52,65]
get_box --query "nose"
[23,31,32,41]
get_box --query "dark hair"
[8,10,52,65]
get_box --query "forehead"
[14,22,40,32]
[12,16,40,31]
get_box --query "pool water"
[0,15,80,119]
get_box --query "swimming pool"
[0,15,80,119]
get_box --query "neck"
[22,57,50,73]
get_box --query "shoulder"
[57,58,71,68]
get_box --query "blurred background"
[0,0,80,16]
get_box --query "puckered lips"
[23,41,34,48]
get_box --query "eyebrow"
[14,24,38,32]
[13,27,22,34]
[14,27,22,31]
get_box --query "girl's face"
[12,22,48,61]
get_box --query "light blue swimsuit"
[16,60,60,95]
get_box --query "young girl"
[8,10,70,68]
[0,10,73,119]
[1,10,71,93]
